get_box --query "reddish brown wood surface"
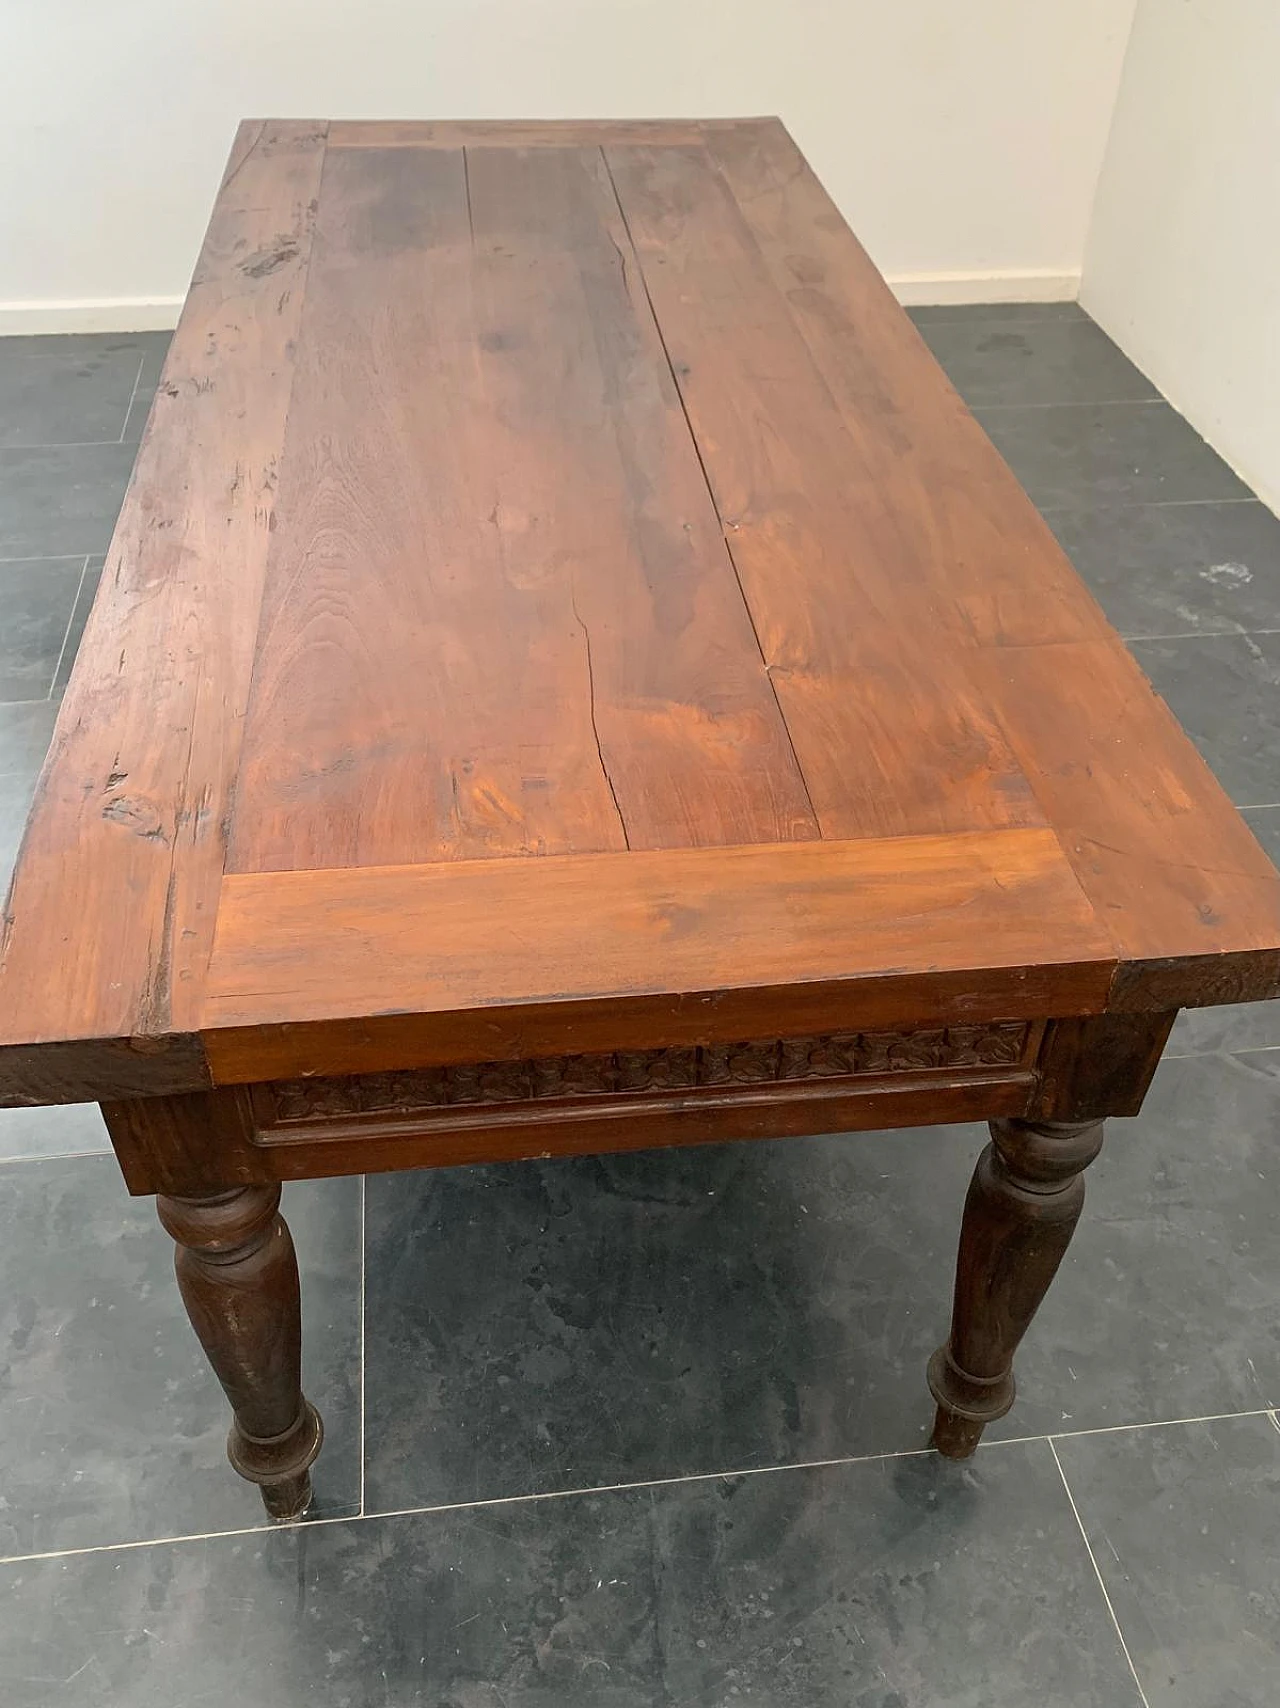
[0,119,327,1082]
[202,829,1113,1081]
[2,116,1278,1107]
[229,141,814,869]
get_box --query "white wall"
[1082,1,1280,510]
[0,0,1138,331]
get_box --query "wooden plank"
[975,639,1280,1008]
[704,119,1112,652]
[695,122,1280,1007]
[329,119,765,149]
[460,145,817,849]
[200,830,1117,1080]
[229,143,814,871]
[227,144,625,871]
[604,142,1046,840]
[0,120,328,1066]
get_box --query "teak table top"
[3,117,1279,1108]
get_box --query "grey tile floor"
[1,308,1278,1705]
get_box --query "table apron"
[101,1011,1177,1195]
[247,1065,1038,1180]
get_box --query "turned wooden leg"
[928,1117,1104,1457]
[157,1185,323,1520]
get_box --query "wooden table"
[4,118,1279,1522]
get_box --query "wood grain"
[200,830,1116,1081]
[1,117,1277,1113]
[229,142,813,871]
[604,141,1046,839]
[976,638,1280,1006]
[156,1184,322,1519]
[702,120,1112,652]
[930,1115,1105,1456]
[0,120,326,1062]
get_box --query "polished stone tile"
[365,1049,1280,1511]
[0,556,84,701]
[651,1442,1141,1708]
[0,1156,361,1555]
[1048,501,1280,638]
[0,348,142,448]
[976,401,1252,510]
[986,1051,1280,1440]
[0,698,57,774]
[50,554,101,694]
[0,1441,1143,1708]
[0,1490,660,1708]
[0,442,136,558]
[364,1128,981,1511]
[0,1101,111,1162]
[1130,630,1280,807]
[1055,1415,1280,1708]
[921,318,1157,407]
[0,331,172,365]
[1168,1004,1280,1059]
[907,300,1086,325]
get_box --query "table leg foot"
[158,1184,324,1521]
[928,1117,1104,1455]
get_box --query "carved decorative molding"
[264,1022,1031,1125]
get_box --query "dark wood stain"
[3,118,1276,1515]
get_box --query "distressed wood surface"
[229,141,814,870]
[0,119,326,1085]
[2,116,1279,1107]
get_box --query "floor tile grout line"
[1162,1045,1280,1063]
[0,1146,113,1166]
[0,554,105,574]
[118,355,146,443]
[0,345,167,361]
[1047,1438,1152,1708]
[995,1406,1276,1447]
[1036,497,1261,513]
[46,553,89,696]
[0,553,93,565]
[362,1445,943,1528]
[0,1446,941,1566]
[5,1404,1278,1567]
[0,1510,361,1566]
[0,439,140,451]
[1125,629,1280,645]
[973,397,1167,413]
